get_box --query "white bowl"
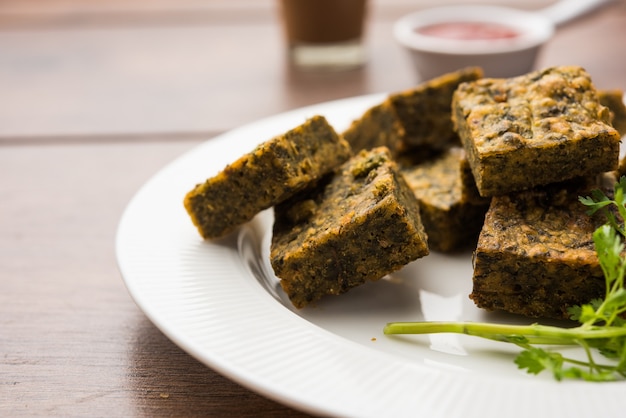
[393,5,555,80]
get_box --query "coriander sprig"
[384,178,626,382]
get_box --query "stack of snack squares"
[451,66,624,319]
[184,65,626,316]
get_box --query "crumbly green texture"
[400,147,490,252]
[342,67,483,154]
[598,89,626,136]
[390,66,483,151]
[342,101,402,154]
[470,174,617,319]
[270,147,429,309]
[452,66,621,197]
[184,115,352,239]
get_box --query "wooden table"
[2,0,625,416]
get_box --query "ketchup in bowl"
[416,22,520,40]
[393,5,555,79]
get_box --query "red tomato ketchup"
[416,22,520,40]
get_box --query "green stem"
[383,321,626,345]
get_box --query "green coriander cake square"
[341,100,403,154]
[184,115,352,239]
[470,175,615,319]
[270,147,429,308]
[400,147,490,252]
[452,66,620,197]
[342,67,483,154]
[389,66,483,151]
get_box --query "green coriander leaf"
[577,304,599,324]
[567,304,582,321]
[515,349,548,375]
[579,193,612,215]
[598,338,625,358]
[515,348,564,380]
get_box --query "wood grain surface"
[2,0,626,416]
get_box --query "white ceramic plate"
[116,94,625,418]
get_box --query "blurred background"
[2,1,626,416]
[1,0,621,142]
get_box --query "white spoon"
[540,0,615,26]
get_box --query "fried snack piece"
[390,66,483,151]
[184,115,352,239]
[271,147,429,308]
[401,147,490,252]
[342,67,483,154]
[452,66,621,197]
[470,174,615,319]
[598,89,626,136]
[341,101,403,154]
